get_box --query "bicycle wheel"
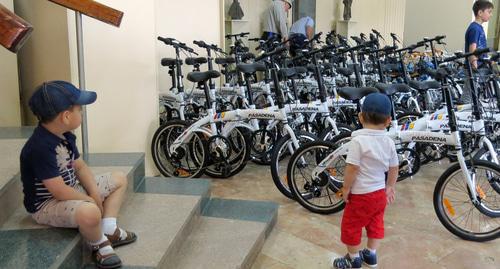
[318,123,354,141]
[473,147,500,194]
[151,120,207,178]
[396,111,422,126]
[286,140,347,214]
[204,127,251,178]
[270,131,317,199]
[433,160,500,242]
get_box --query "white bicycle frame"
[311,126,483,204]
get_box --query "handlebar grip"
[193,40,206,47]
[436,35,446,41]
[157,36,174,45]
[474,47,493,56]
[255,46,287,61]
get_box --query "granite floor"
[206,160,500,269]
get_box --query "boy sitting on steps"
[20,81,137,269]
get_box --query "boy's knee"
[75,203,101,227]
[112,171,128,188]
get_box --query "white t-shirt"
[346,128,399,194]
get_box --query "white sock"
[349,252,360,258]
[102,217,117,235]
[368,248,377,254]
[102,217,127,240]
[90,234,114,256]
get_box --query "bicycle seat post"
[175,46,184,93]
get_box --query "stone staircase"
[0,127,278,269]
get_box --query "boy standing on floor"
[333,93,399,269]
[20,81,137,269]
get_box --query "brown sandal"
[105,227,137,248]
[92,240,122,269]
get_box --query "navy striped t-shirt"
[20,125,80,213]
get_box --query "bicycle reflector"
[476,185,486,200]
[443,198,456,217]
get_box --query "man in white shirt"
[289,16,314,55]
[262,0,292,42]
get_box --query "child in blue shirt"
[465,0,494,68]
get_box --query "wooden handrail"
[48,0,123,27]
[0,4,33,53]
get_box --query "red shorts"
[341,189,387,246]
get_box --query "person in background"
[289,16,314,56]
[262,0,293,42]
[465,0,494,69]
[461,0,494,103]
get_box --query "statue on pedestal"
[343,0,353,21]
[228,0,244,20]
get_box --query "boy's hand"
[90,194,104,214]
[386,185,396,204]
[341,187,350,203]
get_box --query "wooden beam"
[0,3,33,53]
[48,0,123,27]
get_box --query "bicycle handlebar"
[225,32,250,39]
[423,35,446,43]
[255,46,287,62]
[158,36,198,55]
[193,40,224,53]
[442,47,493,63]
[372,29,385,41]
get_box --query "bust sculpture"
[343,0,353,21]
[228,0,244,20]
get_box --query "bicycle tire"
[433,160,500,242]
[270,131,317,199]
[151,120,207,178]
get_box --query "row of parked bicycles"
[151,30,500,242]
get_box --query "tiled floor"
[208,161,500,269]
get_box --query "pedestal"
[336,20,357,38]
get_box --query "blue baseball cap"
[362,93,392,116]
[29,80,97,119]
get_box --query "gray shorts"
[31,173,118,228]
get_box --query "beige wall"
[158,0,221,92]
[14,0,72,125]
[64,0,159,175]
[224,0,270,52]
[0,0,21,127]
[404,0,474,51]
[343,0,406,41]
[316,0,337,35]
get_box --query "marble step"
[168,198,279,269]
[0,136,30,226]
[0,152,145,269]
[169,217,268,269]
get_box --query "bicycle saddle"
[278,68,299,79]
[337,67,354,77]
[185,57,208,66]
[375,83,411,96]
[215,57,236,65]
[294,66,308,74]
[237,63,266,74]
[241,52,256,62]
[322,63,334,70]
[338,87,379,101]
[409,80,441,91]
[187,70,220,83]
[161,58,180,67]
[382,64,400,72]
